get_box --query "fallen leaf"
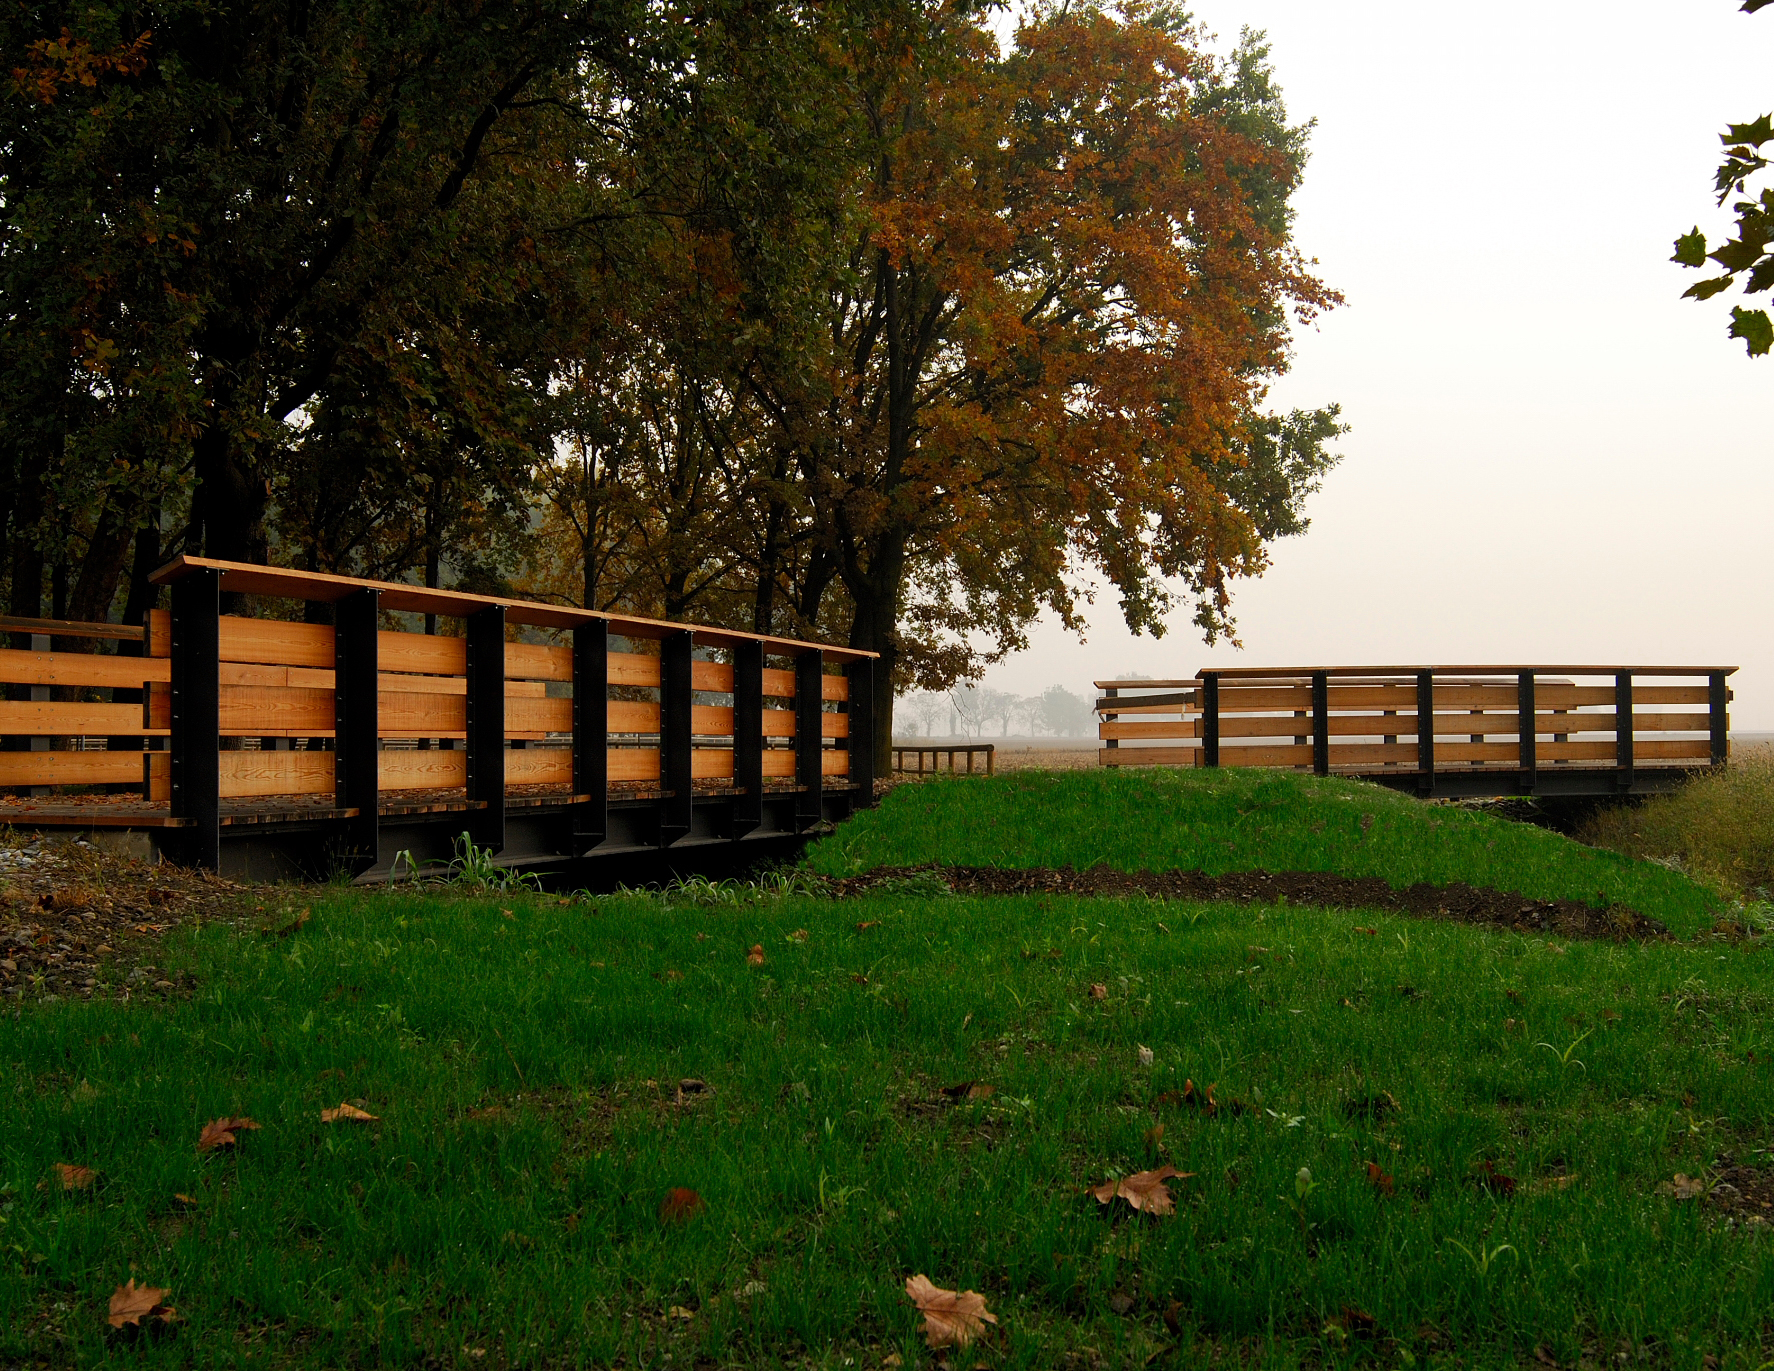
[500,908,515,920]
[1526,1174,1579,1195]
[197,1116,261,1153]
[669,1304,695,1320]
[1364,1161,1395,1197]
[1339,1305,1377,1336]
[107,1279,176,1330]
[1136,1044,1155,1067]
[1473,1160,1517,1196]
[171,1193,197,1208]
[1163,1298,1184,1333]
[746,944,765,967]
[53,1163,96,1191]
[855,921,880,932]
[1144,1122,1165,1150]
[264,909,310,938]
[1087,1165,1193,1217]
[1661,1173,1706,1201]
[660,1187,705,1222]
[940,1081,995,1101]
[320,1103,378,1124]
[662,969,684,982]
[788,929,809,943]
[851,973,869,985]
[904,1273,997,1349]
[674,1079,712,1105]
[1087,983,1107,1001]
[1109,1291,1134,1315]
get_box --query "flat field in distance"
[814,768,1726,937]
[2,770,1769,1367]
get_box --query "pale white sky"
[980,2,1774,728]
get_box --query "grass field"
[4,770,1771,1368]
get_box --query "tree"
[1673,1,1774,354]
[741,1,1343,771]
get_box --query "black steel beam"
[1311,672,1330,776]
[333,588,379,863]
[661,631,693,845]
[1415,671,1435,797]
[1201,673,1220,768]
[169,568,221,871]
[1615,672,1634,792]
[1711,671,1730,767]
[572,620,608,854]
[465,606,506,853]
[795,650,824,831]
[1517,671,1536,793]
[732,640,764,838]
[846,657,875,804]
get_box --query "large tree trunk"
[192,419,267,568]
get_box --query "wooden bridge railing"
[1096,666,1734,797]
[0,557,875,867]
[891,743,996,777]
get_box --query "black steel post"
[1415,671,1435,797]
[1104,686,1118,754]
[169,569,221,871]
[660,631,693,845]
[1311,672,1330,776]
[1517,671,1537,793]
[1202,673,1220,768]
[846,657,875,805]
[732,640,764,838]
[1710,671,1730,767]
[333,588,380,863]
[465,606,506,853]
[1615,672,1635,792]
[795,650,825,831]
[572,620,608,854]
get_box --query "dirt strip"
[828,864,1671,942]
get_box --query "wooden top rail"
[1195,664,1738,679]
[150,556,876,661]
[0,614,145,642]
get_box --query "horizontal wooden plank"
[609,700,659,733]
[147,608,170,658]
[381,692,463,737]
[506,697,571,736]
[506,641,572,682]
[764,708,794,738]
[822,748,849,775]
[695,660,733,693]
[609,747,660,783]
[218,749,333,798]
[823,676,848,703]
[1201,663,1734,679]
[1100,720,1197,740]
[506,748,572,787]
[1098,746,1201,768]
[220,616,334,668]
[0,750,149,786]
[378,630,462,676]
[0,613,143,642]
[763,749,796,777]
[1323,743,1421,766]
[1095,679,1201,690]
[1219,743,1314,767]
[219,686,335,736]
[762,667,796,698]
[609,651,660,688]
[1217,686,1313,710]
[0,701,164,735]
[1629,739,1714,761]
[380,750,467,792]
[0,647,169,690]
[694,749,734,780]
[148,749,169,801]
[1092,698,1201,716]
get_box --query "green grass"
[5,875,1774,1368]
[810,769,1725,936]
[1580,753,1774,903]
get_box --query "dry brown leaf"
[904,1273,997,1349]
[53,1163,96,1191]
[1526,1174,1579,1195]
[320,1103,378,1124]
[1087,983,1107,1001]
[855,920,880,932]
[500,908,515,920]
[264,909,309,938]
[788,929,809,943]
[171,1193,197,1208]
[1661,1173,1707,1201]
[940,1080,995,1101]
[1087,1165,1193,1216]
[660,1187,705,1222]
[197,1116,261,1153]
[674,1079,712,1105]
[1136,1044,1154,1067]
[107,1279,176,1330]
[1143,1122,1165,1150]
[1364,1161,1395,1197]
[746,944,765,967]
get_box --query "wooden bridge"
[1097,666,1734,797]
[0,558,875,879]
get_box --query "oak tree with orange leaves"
[742,0,1344,761]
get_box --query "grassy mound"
[4,883,1771,1366]
[807,768,1724,936]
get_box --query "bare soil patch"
[829,863,1671,942]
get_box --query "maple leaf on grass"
[51,1163,97,1191]
[1088,1165,1194,1217]
[320,1103,378,1124]
[746,944,766,967]
[659,1187,705,1223]
[107,1280,176,1330]
[1364,1162,1396,1197]
[197,1116,261,1153]
[904,1273,997,1349]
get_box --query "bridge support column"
[1415,671,1435,797]
[334,588,380,865]
[795,650,824,831]
[1516,671,1537,794]
[169,568,221,871]
[572,620,607,854]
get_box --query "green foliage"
[807,768,1724,935]
[3,882,1773,1363]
